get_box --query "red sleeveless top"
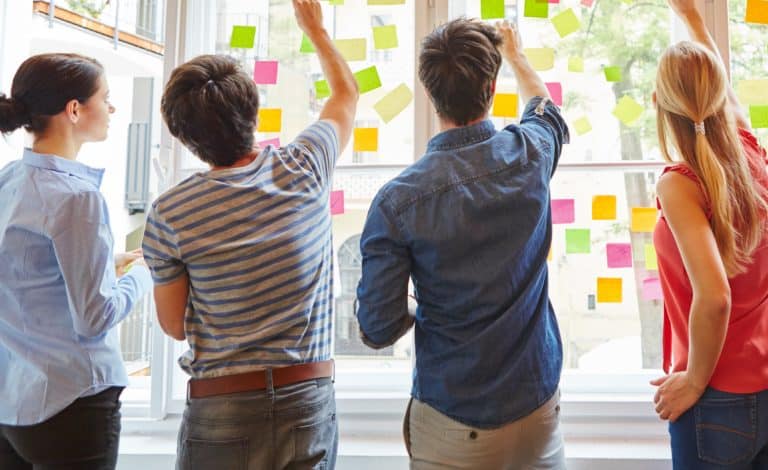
[653,129,768,393]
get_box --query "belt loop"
[332,359,336,384]
[186,379,191,404]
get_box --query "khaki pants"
[404,392,566,470]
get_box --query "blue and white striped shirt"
[142,121,339,378]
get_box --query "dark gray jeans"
[177,377,337,470]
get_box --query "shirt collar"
[22,148,105,188]
[426,120,497,152]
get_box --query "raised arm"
[669,0,751,129]
[496,21,549,104]
[293,0,359,150]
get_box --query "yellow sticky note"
[492,93,518,118]
[597,277,623,303]
[551,8,581,38]
[524,48,555,71]
[568,56,584,73]
[592,195,616,220]
[373,25,398,49]
[645,244,658,270]
[746,0,768,25]
[737,79,768,106]
[373,84,413,123]
[631,207,657,233]
[257,108,281,132]
[548,245,553,261]
[573,117,592,135]
[334,38,367,61]
[354,128,378,152]
[613,95,644,126]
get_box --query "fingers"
[649,375,668,386]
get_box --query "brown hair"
[161,55,260,167]
[0,53,104,135]
[418,17,502,126]
[656,41,768,276]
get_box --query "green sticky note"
[613,95,644,125]
[551,8,580,38]
[315,79,331,99]
[524,0,548,18]
[566,229,591,254]
[373,25,398,49]
[568,56,584,73]
[751,105,768,129]
[328,0,344,5]
[354,66,382,94]
[334,38,367,61]
[230,25,256,49]
[481,0,505,19]
[524,48,555,71]
[604,66,622,82]
[737,80,768,106]
[374,84,413,123]
[573,116,592,135]
[300,33,315,53]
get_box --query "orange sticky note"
[631,207,657,233]
[746,0,768,25]
[592,195,617,220]
[597,277,623,303]
[492,93,518,118]
[257,108,281,132]
[354,128,378,152]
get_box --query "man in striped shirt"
[141,1,358,468]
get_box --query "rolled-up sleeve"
[515,96,570,178]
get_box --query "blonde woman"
[651,1,768,467]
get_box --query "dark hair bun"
[0,93,29,134]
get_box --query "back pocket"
[181,437,248,470]
[695,391,756,465]
[290,411,337,470]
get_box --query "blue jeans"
[177,377,337,470]
[670,387,768,469]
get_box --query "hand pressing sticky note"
[354,128,378,152]
[642,277,663,301]
[631,207,657,233]
[354,66,382,94]
[230,25,256,49]
[644,244,658,270]
[253,61,278,85]
[597,277,622,303]
[573,117,592,136]
[374,84,413,123]
[524,0,549,18]
[334,38,367,61]
[565,228,591,254]
[551,8,580,38]
[257,108,282,133]
[568,56,584,73]
[330,190,345,215]
[592,195,616,220]
[492,93,518,118]
[481,0,505,19]
[746,0,768,24]
[545,82,562,106]
[524,48,555,71]
[613,96,644,126]
[604,66,622,82]
[373,25,398,49]
[750,105,768,129]
[551,198,575,224]
[607,243,632,268]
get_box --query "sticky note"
[481,0,505,19]
[736,79,768,106]
[253,61,278,85]
[607,243,632,268]
[746,0,768,24]
[568,56,584,73]
[334,38,367,61]
[354,66,382,94]
[604,66,622,82]
[374,84,413,123]
[613,96,644,125]
[524,48,555,71]
[581,0,595,6]
[230,25,256,49]
[368,0,406,4]
[546,82,562,106]
[257,108,281,133]
[566,229,591,254]
[373,25,398,49]
[592,195,616,220]
[315,79,330,99]
[524,0,549,18]
[330,190,345,215]
[587,294,596,310]
[551,199,575,224]
[548,246,553,261]
[354,128,378,152]
[573,117,592,136]
[329,0,344,4]
[750,105,768,129]
[631,207,657,233]
[492,93,518,118]
[300,33,316,53]
[551,8,580,38]
[644,244,658,270]
[642,277,663,301]
[597,277,623,303]
[258,137,281,148]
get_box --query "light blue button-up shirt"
[0,149,152,425]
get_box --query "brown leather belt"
[188,360,334,399]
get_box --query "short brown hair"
[161,55,259,167]
[418,18,502,126]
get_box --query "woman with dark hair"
[0,53,152,469]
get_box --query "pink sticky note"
[606,243,632,268]
[548,0,560,3]
[642,277,663,301]
[581,0,594,6]
[551,199,575,224]
[254,60,278,85]
[330,190,345,215]
[258,137,281,148]
[546,82,563,106]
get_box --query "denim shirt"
[0,150,152,425]
[356,97,570,428]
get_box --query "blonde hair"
[656,41,767,276]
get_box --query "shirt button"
[469,431,478,440]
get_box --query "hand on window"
[292,0,324,39]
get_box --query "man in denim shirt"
[356,19,569,469]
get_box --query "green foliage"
[65,0,111,20]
